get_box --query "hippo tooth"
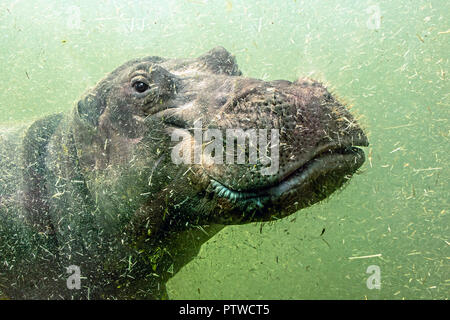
[211,181,222,190]
[218,188,226,197]
[211,180,219,187]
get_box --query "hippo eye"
[132,81,149,93]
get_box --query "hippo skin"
[0,47,368,299]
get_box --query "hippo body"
[0,47,368,299]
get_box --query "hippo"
[0,47,368,299]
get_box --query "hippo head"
[72,46,368,243]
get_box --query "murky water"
[0,0,448,299]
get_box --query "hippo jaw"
[164,116,368,224]
[208,144,366,223]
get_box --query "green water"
[0,0,448,299]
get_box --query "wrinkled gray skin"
[0,47,368,299]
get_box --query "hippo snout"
[202,77,368,222]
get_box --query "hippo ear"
[199,46,242,76]
[77,93,106,127]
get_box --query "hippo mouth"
[210,145,366,213]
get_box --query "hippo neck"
[41,111,225,298]
[21,113,64,233]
